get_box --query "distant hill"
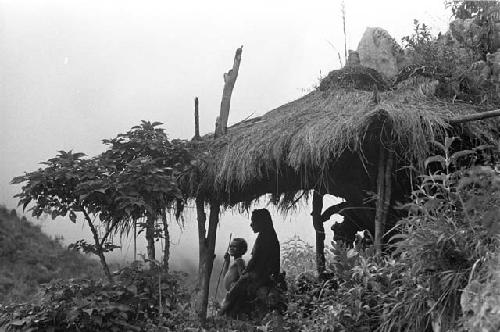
[0,206,102,304]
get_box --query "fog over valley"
[0,0,451,269]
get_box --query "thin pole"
[374,146,386,255]
[194,97,200,140]
[133,219,137,261]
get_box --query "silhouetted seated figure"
[219,209,285,318]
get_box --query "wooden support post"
[312,191,326,276]
[195,198,220,322]
[194,97,200,140]
[381,150,394,247]
[374,146,386,255]
[196,198,206,280]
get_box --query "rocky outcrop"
[356,27,405,80]
[448,16,500,102]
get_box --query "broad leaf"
[424,155,446,169]
[449,150,475,166]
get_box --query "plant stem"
[162,211,170,273]
[81,208,113,283]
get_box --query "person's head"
[229,238,248,257]
[250,208,273,233]
[331,220,357,246]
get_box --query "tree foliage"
[11,121,194,278]
[101,120,192,222]
[445,0,500,20]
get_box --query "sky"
[0,0,452,269]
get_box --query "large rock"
[357,27,403,80]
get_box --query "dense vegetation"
[1,141,499,331]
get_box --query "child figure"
[220,238,248,316]
[222,238,248,292]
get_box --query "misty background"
[0,0,451,271]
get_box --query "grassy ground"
[0,205,102,304]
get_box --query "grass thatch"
[185,74,499,207]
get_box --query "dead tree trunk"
[194,97,201,140]
[195,198,220,321]
[312,191,326,276]
[215,46,243,138]
[196,45,242,321]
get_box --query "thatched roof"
[185,73,499,207]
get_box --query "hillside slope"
[0,206,102,304]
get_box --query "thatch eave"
[185,80,499,208]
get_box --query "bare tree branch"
[449,109,500,124]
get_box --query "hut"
[190,69,497,238]
[185,62,500,319]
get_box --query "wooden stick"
[133,219,137,261]
[194,97,200,140]
[449,109,500,124]
[374,146,386,255]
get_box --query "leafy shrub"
[276,139,499,332]
[281,236,317,282]
[380,138,500,331]
[399,12,500,105]
[461,252,500,332]
[0,264,191,331]
[402,20,476,74]
[280,234,384,331]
